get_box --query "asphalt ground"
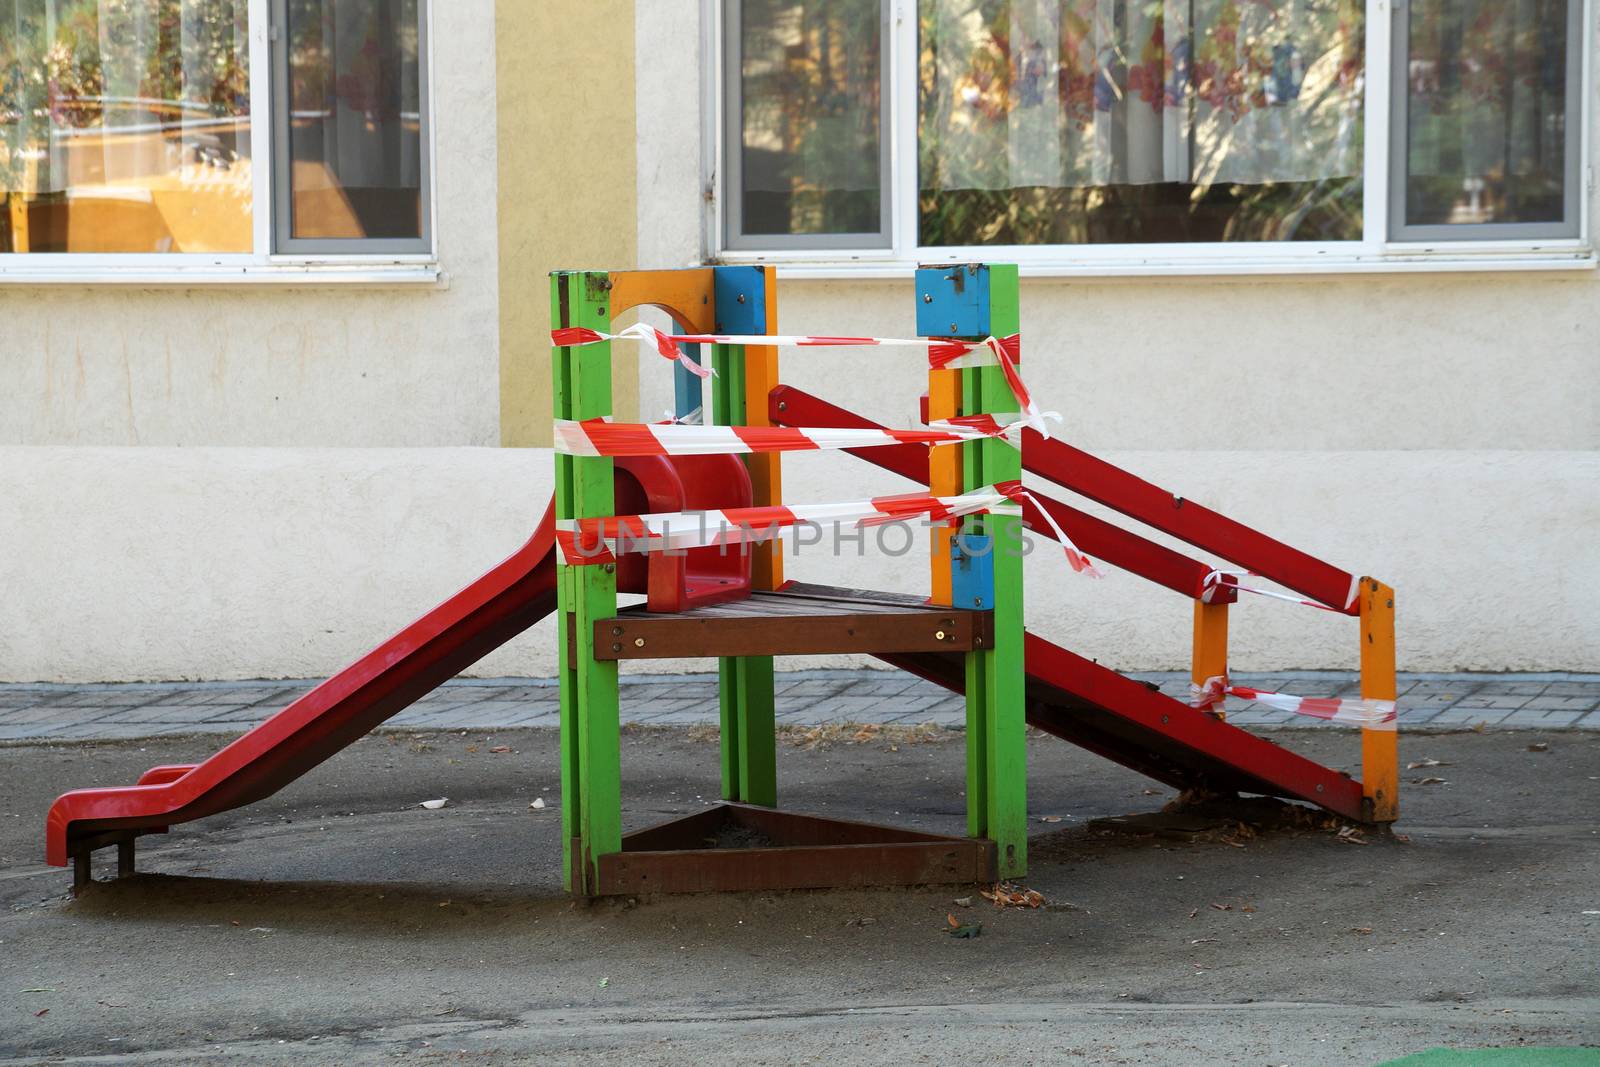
[1,726,1596,1065]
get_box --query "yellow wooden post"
[927,368,961,605]
[7,193,29,253]
[1191,601,1230,718]
[1359,578,1399,823]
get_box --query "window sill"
[0,262,447,288]
[715,249,1598,281]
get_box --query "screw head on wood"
[935,630,947,641]
[634,637,645,648]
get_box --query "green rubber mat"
[1381,1050,1600,1066]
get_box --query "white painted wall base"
[2,446,1594,682]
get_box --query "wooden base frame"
[584,804,997,896]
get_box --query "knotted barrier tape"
[1189,676,1397,729]
[1203,569,1350,613]
[551,327,1059,438]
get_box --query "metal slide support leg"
[73,851,91,894]
[117,838,135,878]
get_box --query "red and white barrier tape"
[553,417,1020,458]
[1189,676,1397,729]
[550,326,1057,437]
[1203,569,1348,613]
[995,480,1102,577]
[554,485,1021,566]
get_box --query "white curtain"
[0,0,247,195]
[922,0,1363,191]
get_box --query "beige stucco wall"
[0,0,520,682]
[0,2,503,449]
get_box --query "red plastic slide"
[46,501,560,868]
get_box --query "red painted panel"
[1021,430,1359,614]
[46,501,563,867]
[770,385,1234,603]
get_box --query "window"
[0,0,430,263]
[1392,0,1581,240]
[720,0,1591,265]
[724,0,890,249]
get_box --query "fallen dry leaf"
[490,746,511,754]
[979,882,1046,909]
[1352,926,1373,935]
[1187,908,1199,919]
[1241,904,1257,913]
[1407,758,1450,770]
[34,1009,48,1018]
[1413,777,1447,786]
[1528,743,1549,753]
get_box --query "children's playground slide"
[45,503,560,870]
[48,263,1394,894]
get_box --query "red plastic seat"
[613,454,753,613]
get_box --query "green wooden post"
[961,265,1026,879]
[710,336,778,807]
[707,266,779,808]
[551,270,623,895]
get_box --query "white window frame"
[708,0,1596,278]
[0,0,440,286]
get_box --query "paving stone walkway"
[1,670,1596,742]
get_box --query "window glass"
[736,0,883,238]
[0,0,251,253]
[1404,0,1569,228]
[918,0,1365,245]
[284,0,423,242]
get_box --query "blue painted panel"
[950,532,996,611]
[673,343,704,423]
[915,264,990,338]
[713,266,768,334]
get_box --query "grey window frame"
[1389,0,1584,242]
[270,0,433,255]
[722,0,893,252]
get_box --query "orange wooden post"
[1191,601,1230,718]
[743,265,784,591]
[927,369,961,604]
[1359,578,1399,823]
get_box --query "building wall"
[0,0,560,683]
[1,0,1595,683]
[632,0,1600,674]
